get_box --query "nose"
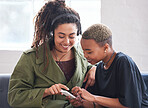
[64,37,70,45]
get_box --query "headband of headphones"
[51,13,80,26]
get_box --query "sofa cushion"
[0,74,148,108]
[142,74,148,93]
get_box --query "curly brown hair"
[32,0,81,50]
[31,0,81,71]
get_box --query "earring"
[104,50,106,53]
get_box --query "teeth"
[62,45,69,48]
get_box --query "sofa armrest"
[0,74,12,108]
[142,74,148,93]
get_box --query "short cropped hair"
[82,24,112,47]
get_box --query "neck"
[54,48,68,57]
[103,50,116,68]
[52,47,73,61]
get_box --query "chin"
[56,47,70,53]
[91,63,96,65]
[88,61,95,65]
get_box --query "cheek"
[91,51,103,61]
[85,54,97,60]
[54,38,62,45]
[71,39,76,45]
[69,38,76,46]
[91,54,98,60]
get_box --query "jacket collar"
[35,43,85,65]
[36,43,49,65]
[35,42,86,85]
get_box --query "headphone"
[50,13,81,36]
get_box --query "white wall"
[0,50,22,74]
[101,0,148,73]
[0,0,148,74]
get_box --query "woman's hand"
[43,83,69,98]
[71,86,95,102]
[67,94,83,107]
[68,97,96,108]
[84,66,96,89]
[67,92,93,108]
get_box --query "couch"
[0,74,11,108]
[0,74,148,108]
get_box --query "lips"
[62,45,69,48]
[87,59,92,63]
[61,45,70,50]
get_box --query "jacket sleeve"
[8,52,46,107]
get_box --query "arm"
[67,94,103,108]
[43,83,69,98]
[8,52,70,107]
[84,66,96,89]
[116,55,144,108]
[93,96,127,108]
[72,87,127,108]
[82,100,103,108]
[8,53,45,107]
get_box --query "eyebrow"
[58,32,76,36]
[69,32,76,36]
[58,32,65,35]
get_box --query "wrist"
[92,94,96,102]
[81,99,86,107]
[43,88,49,98]
[82,100,94,108]
[93,102,96,108]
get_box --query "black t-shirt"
[86,52,148,108]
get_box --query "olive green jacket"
[8,43,89,108]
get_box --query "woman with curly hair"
[8,0,96,107]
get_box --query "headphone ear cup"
[50,31,53,37]
[50,31,54,44]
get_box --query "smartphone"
[61,89,76,99]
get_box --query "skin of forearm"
[93,95,127,108]
[82,100,103,108]
[82,100,93,108]
[95,102,104,108]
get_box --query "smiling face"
[54,23,77,53]
[81,38,106,65]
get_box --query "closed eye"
[69,33,76,39]
[59,36,64,38]
[87,52,92,54]
[69,36,75,39]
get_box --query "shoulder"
[23,48,36,54]
[21,48,37,60]
[115,52,134,64]
[115,52,139,74]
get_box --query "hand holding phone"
[61,89,76,99]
